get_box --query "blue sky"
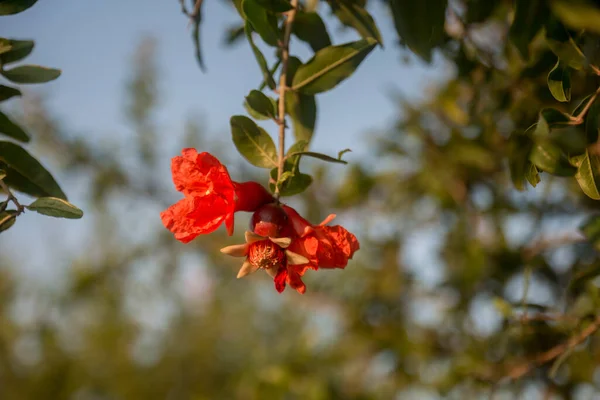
[0,0,448,283]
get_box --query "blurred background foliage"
[4,0,600,399]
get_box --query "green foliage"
[292,11,331,52]
[1,65,61,83]
[547,61,571,102]
[230,115,278,168]
[326,0,383,45]
[245,89,278,120]
[26,197,84,219]
[0,0,37,15]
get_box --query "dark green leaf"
[269,140,313,196]
[338,148,352,159]
[1,65,61,84]
[586,98,600,143]
[534,108,572,136]
[254,0,293,12]
[0,210,16,233]
[466,0,496,23]
[26,197,84,219]
[547,61,571,102]
[230,115,277,168]
[0,0,38,15]
[508,132,534,190]
[571,150,600,200]
[287,151,349,164]
[224,24,245,46]
[581,214,600,249]
[327,0,383,45]
[551,0,600,34]
[284,90,316,144]
[546,19,586,70]
[243,0,280,47]
[0,110,29,142]
[0,38,34,64]
[0,85,20,102]
[549,126,587,155]
[245,90,277,120]
[292,11,332,52]
[245,22,276,90]
[389,0,447,62]
[0,140,66,199]
[529,139,577,176]
[291,38,377,95]
[509,0,550,60]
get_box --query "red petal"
[286,268,307,294]
[274,268,287,293]
[234,181,275,212]
[171,150,234,198]
[314,225,360,269]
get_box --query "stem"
[275,0,298,198]
[0,179,24,215]
[570,86,600,124]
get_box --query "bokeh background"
[2,0,600,399]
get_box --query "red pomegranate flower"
[161,149,273,242]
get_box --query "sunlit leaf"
[551,0,600,34]
[245,90,277,120]
[529,139,577,176]
[571,150,600,200]
[546,18,587,70]
[230,115,277,168]
[26,197,84,219]
[292,38,377,94]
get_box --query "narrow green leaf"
[243,0,280,47]
[190,4,206,72]
[245,22,276,90]
[327,0,383,45]
[230,115,278,168]
[288,151,349,164]
[0,38,34,64]
[0,85,20,102]
[509,0,550,60]
[254,0,293,12]
[0,141,66,199]
[0,210,17,233]
[0,110,29,142]
[292,11,332,52]
[1,65,61,84]
[245,90,277,120]
[284,90,316,144]
[338,148,352,160]
[389,0,447,62]
[571,150,600,200]
[0,0,38,15]
[224,24,245,46]
[26,197,84,219]
[525,163,541,187]
[529,139,577,176]
[292,38,377,95]
[551,0,600,34]
[547,61,571,102]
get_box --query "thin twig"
[570,86,600,124]
[275,0,298,198]
[503,314,600,381]
[179,0,203,26]
[0,179,24,215]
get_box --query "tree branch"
[0,179,24,215]
[503,314,600,381]
[275,0,298,198]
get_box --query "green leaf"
[338,148,352,160]
[0,110,29,142]
[0,0,38,15]
[534,108,572,136]
[1,65,61,84]
[389,0,447,62]
[0,210,17,233]
[26,197,84,219]
[254,0,293,13]
[529,139,577,176]
[287,151,348,164]
[573,93,596,116]
[269,140,313,196]
[292,11,332,52]
[550,0,600,35]
[547,61,571,102]
[245,90,277,120]
[466,0,497,23]
[230,115,278,168]
[525,162,541,187]
[245,22,276,90]
[581,215,600,249]
[284,90,316,144]
[508,132,534,190]
[327,0,383,46]
[291,38,377,95]
[586,98,600,143]
[224,24,245,46]
[0,38,34,64]
[546,19,586,70]
[0,85,20,102]
[243,0,280,47]
[0,168,5,180]
[509,0,550,60]
[0,140,66,199]
[571,150,600,200]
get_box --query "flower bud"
[250,202,288,238]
